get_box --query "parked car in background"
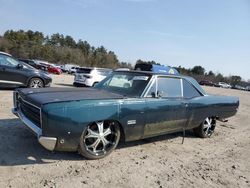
[232,85,246,91]
[246,86,250,91]
[199,80,215,87]
[18,59,47,71]
[74,67,112,87]
[69,66,79,74]
[0,52,52,88]
[47,65,62,75]
[13,70,239,159]
[38,62,62,75]
[115,68,130,71]
[218,82,231,88]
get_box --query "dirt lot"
[0,74,249,188]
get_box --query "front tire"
[28,78,44,88]
[193,117,216,138]
[79,120,120,159]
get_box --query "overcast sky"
[0,0,249,80]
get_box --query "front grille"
[17,96,41,128]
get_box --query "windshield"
[95,72,152,97]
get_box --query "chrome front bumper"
[12,107,57,151]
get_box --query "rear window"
[183,79,201,98]
[77,68,92,74]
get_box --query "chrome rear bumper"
[12,107,57,151]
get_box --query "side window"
[183,79,201,98]
[0,55,19,67]
[157,77,182,98]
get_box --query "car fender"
[41,99,121,151]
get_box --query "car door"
[143,76,188,137]
[119,98,147,141]
[182,78,204,129]
[0,54,27,87]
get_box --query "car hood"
[17,87,124,107]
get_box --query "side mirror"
[157,91,164,98]
[150,92,156,98]
[17,64,23,69]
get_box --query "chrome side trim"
[0,80,23,85]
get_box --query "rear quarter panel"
[187,95,239,129]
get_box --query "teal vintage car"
[12,71,239,159]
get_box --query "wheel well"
[200,116,217,124]
[114,120,125,143]
[83,120,125,142]
[105,120,125,143]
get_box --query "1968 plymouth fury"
[12,71,239,159]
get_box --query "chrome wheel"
[202,117,215,137]
[193,117,216,138]
[29,78,44,88]
[80,121,120,159]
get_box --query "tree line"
[0,30,132,69]
[0,30,247,86]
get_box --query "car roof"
[0,51,12,57]
[113,70,181,77]
[113,70,207,95]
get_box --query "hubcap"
[203,117,215,136]
[84,121,118,155]
[30,79,43,88]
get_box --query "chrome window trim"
[141,75,157,98]
[180,78,184,97]
[143,75,183,98]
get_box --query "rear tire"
[193,117,216,138]
[79,120,120,159]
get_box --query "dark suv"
[18,58,47,71]
[0,52,52,88]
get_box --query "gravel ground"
[0,74,249,188]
